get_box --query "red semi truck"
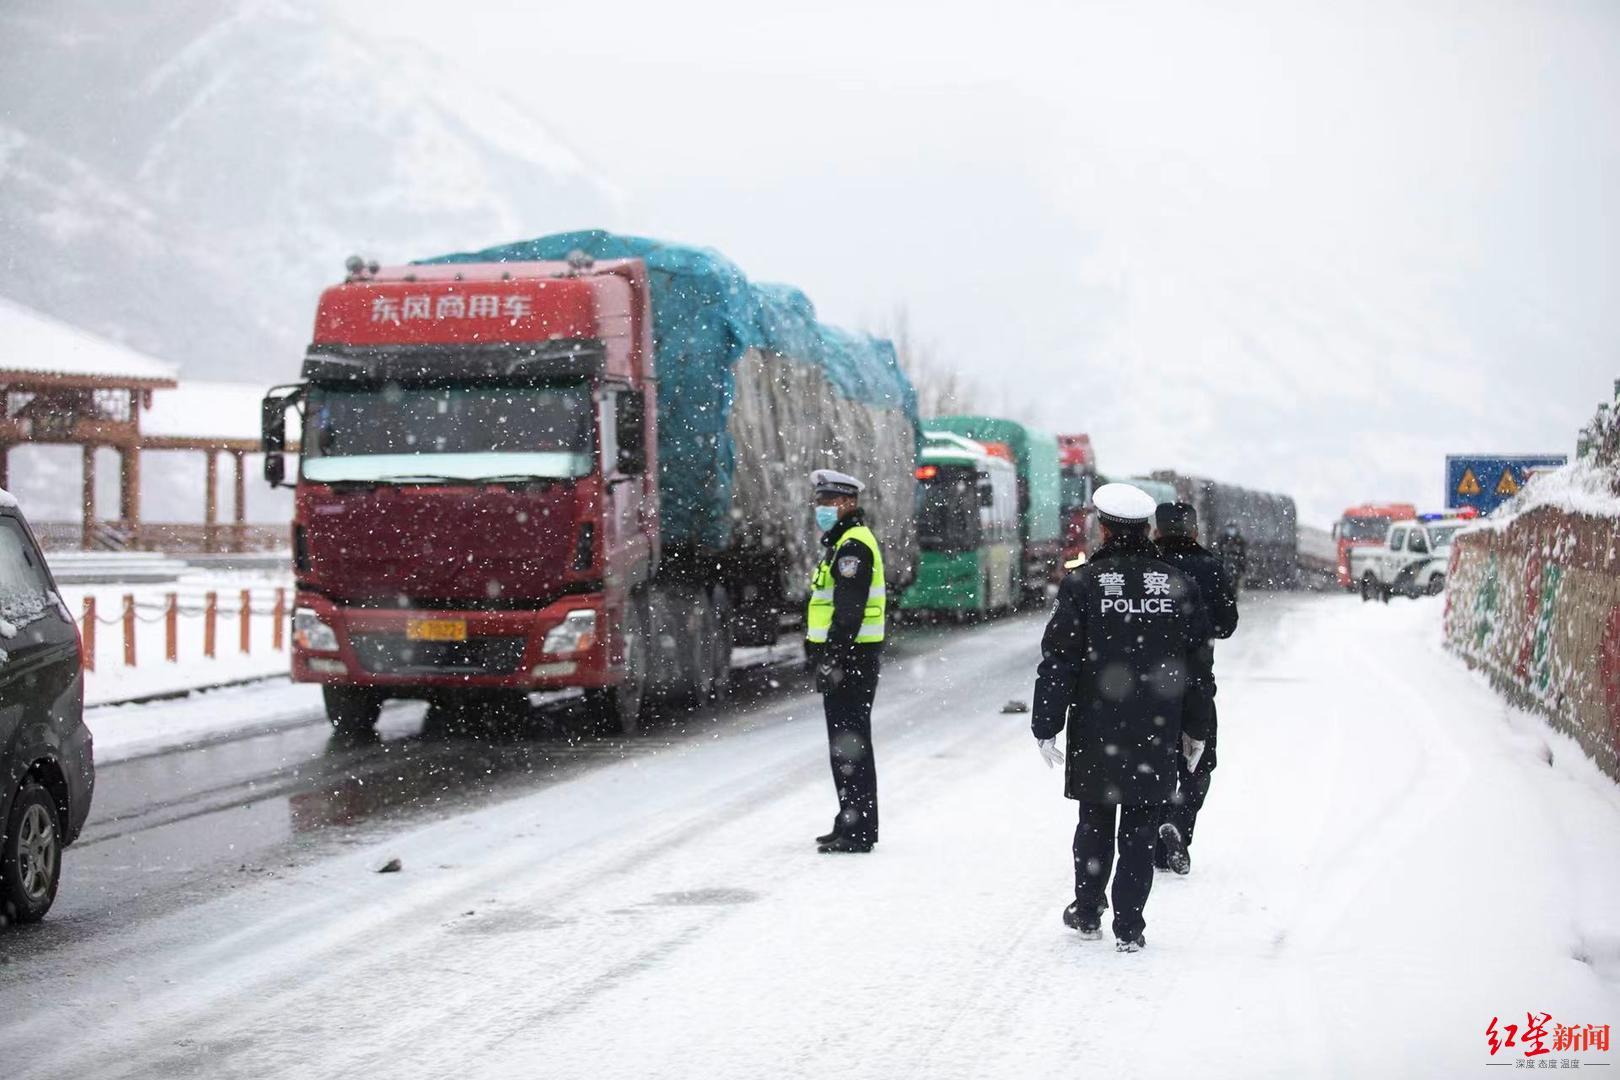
[1056,433,1098,568]
[262,236,919,734]
[1331,502,1417,589]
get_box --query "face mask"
[815,506,840,532]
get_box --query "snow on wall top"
[142,380,270,442]
[0,296,177,384]
[0,488,16,509]
[1481,458,1620,528]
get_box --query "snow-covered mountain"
[0,0,619,384]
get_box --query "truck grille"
[350,634,527,676]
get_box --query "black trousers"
[1163,730,1218,853]
[1074,801,1159,940]
[822,654,880,844]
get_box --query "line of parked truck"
[261,230,1305,735]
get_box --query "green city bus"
[899,432,1020,617]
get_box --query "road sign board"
[1445,455,1567,514]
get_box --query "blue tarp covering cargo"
[422,230,919,588]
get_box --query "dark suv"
[0,494,93,924]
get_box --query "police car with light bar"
[1349,511,1475,601]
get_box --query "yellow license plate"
[406,618,467,642]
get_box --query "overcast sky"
[335,0,1617,523]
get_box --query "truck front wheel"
[1359,573,1378,602]
[1425,574,1445,596]
[323,686,383,734]
[587,601,647,736]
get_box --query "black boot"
[1062,900,1104,940]
[815,822,840,845]
[1158,823,1190,876]
[818,836,874,854]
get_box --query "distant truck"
[926,417,1062,602]
[899,432,1020,616]
[262,232,919,734]
[1055,434,1098,568]
[1150,471,1298,588]
[1350,515,1468,601]
[1331,503,1417,589]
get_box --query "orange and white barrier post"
[239,589,252,655]
[81,596,96,673]
[122,593,136,668]
[204,591,218,659]
[272,588,287,651]
[165,593,179,663]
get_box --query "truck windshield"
[918,468,983,552]
[301,382,593,483]
[1060,469,1092,513]
[1340,516,1390,542]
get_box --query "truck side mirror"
[261,385,302,489]
[615,390,647,475]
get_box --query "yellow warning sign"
[1456,469,1481,496]
[1495,469,1519,496]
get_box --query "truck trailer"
[1150,471,1299,589]
[262,232,919,734]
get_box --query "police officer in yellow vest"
[805,468,886,854]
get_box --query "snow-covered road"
[2,594,1616,1077]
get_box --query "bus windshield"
[917,468,983,552]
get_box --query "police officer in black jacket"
[1154,502,1239,875]
[1033,483,1214,952]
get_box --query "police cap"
[811,469,865,498]
[1093,482,1157,525]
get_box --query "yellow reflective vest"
[805,524,886,644]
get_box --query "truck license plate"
[406,618,467,642]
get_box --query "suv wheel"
[2,783,62,924]
[1426,574,1446,596]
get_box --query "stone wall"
[1444,506,1620,783]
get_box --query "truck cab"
[1351,515,1467,601]
[1333,503,1418,589]
[262,257,659,732]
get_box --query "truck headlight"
[293,609,339,652]
[542,609,597,656]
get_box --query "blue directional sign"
[1445,455,1567,514]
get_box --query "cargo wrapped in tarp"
[421,230,919,590]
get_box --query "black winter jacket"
[1155,536,1239,642]
[1032,533,1215,804]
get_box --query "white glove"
[1038,738,1063,769]
[1182,733,1206,772]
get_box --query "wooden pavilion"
[0,298,271,551]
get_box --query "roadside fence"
[80,587,288,672]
